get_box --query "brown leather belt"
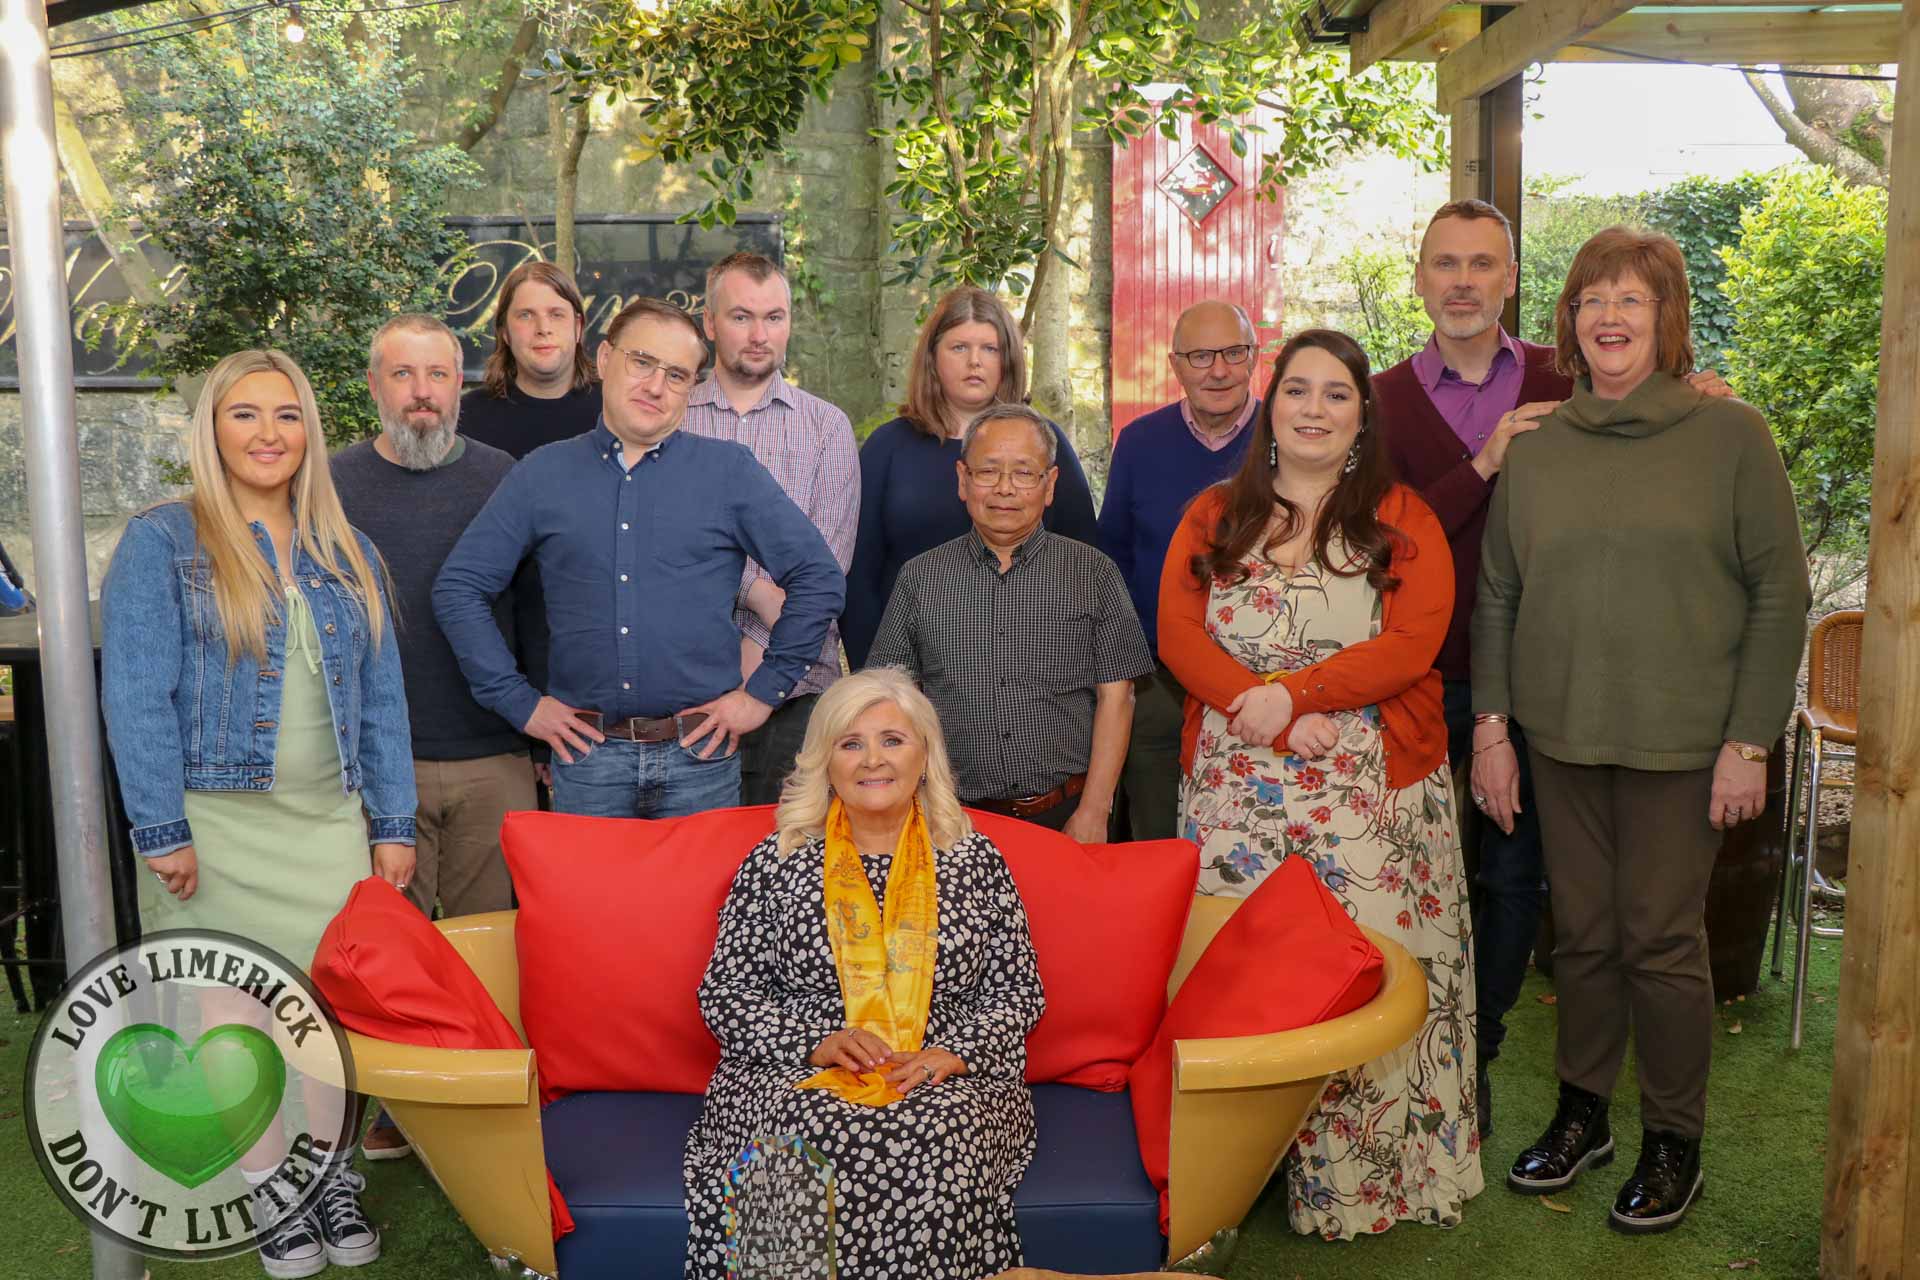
[578,710,708,744]
[974,773,1086,819]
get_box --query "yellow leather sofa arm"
[341,1032,535,1107]
[1170,928,1431,1092]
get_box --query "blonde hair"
[774,668,971,855]
[186,349,389,663]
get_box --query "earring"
[1268,438,1278,469]
[1343,441,1361,475]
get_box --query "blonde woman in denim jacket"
[101,349,415,1278]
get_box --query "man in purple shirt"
[1376,199,1730,1144]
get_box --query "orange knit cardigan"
[1157,483,1454,791]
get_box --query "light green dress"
[139,588,371,971]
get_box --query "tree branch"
[1742,70,1886,189]
[456,16,540,152]
[926,2,979,247]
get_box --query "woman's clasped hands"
[809,1028,967,1095]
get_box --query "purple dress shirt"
[1408,328,1527,456]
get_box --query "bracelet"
[1473,740,1512,757]
[1473,713,1510,725]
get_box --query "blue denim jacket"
[101,500,417,857]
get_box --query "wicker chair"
[1770,609,1860,1049]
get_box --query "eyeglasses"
[964,463,1051,490]
[1569,293,1661,319]
[610,345,697,393]
[1172,344,1254,370]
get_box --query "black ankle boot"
[1507,1082,1613,1192]
[1609,1128,1704,1234]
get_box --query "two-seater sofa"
[331,807,1427,1277]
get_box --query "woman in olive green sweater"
[1469,227,1808,1236]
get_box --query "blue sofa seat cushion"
[542,1083,1163,1278]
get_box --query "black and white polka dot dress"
[682,831,1045,1280]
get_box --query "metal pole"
[0,3,145,1277]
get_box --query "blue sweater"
[1097,399,1255,655]
[843,415,1100,667]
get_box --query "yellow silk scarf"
[796,797,938,1107]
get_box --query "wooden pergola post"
[1822,2,1920,1272]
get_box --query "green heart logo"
[96,1023,286,1190]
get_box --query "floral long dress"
[1178,551,1483,1241]
[683,831,1045,1280]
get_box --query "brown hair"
[900,286,1026,438]
[480,262,596,398]
[1190,328,1404,594]
[1421,198,1515,260]
[604,296,713,380]
[704,252,787,308]
[1554,226,1694,381]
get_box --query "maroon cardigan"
[1373,340,1572,682]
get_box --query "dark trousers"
[1529,754,1718,1138]
[739,693,820,807]
[1119,663,1185,842]
[1443,679,1547,1065]
[968,791,1107,838]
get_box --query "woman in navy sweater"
[843,286,1100,665]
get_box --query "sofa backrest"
[1168,895,1239,1000]
[433,911,524,1039]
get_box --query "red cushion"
[1127,857,1385,1230]
[500,806,772,1103]
[310,875,574,1240]
[965,810,1199,1090]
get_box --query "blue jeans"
[549,735,741,819]
[1444,679,1548,1065]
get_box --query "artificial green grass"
[0,928,1841,1280]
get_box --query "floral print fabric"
[1179,551,1484,1240]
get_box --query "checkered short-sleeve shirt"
[866,527,1153,801]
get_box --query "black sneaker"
[1508,1081,1614,1193]
[255,1200,326,1280]
[1609,1128,1704,1234]
[315,1166,381,1266]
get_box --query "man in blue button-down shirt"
[434,297,845,819]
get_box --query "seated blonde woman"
[681,667,1046,1280]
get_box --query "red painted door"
[1110,107,1286,438]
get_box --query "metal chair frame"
[1770,609,1861,1049]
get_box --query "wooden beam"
[1448,94,1485,202]
[1822,0,1920,1273]
[1353,0,1463,72]
[1436,0,1647,105]
[1559,8,1902,64]
[1386,5,1900,65]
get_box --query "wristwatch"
[1725,741,1768,763]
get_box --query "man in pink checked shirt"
[682,252,860,805]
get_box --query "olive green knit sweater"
[1471,371,1810,770]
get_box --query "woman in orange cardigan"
[1159,328,1481,1241]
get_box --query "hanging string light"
[282,1,306,42]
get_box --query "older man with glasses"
[435,297,844,820]
[869,404,1152,840]
[1097,299,1261,840]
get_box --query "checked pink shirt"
[682,371,860,696]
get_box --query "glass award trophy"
[723,1134,837,1280]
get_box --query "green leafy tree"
[1517,177,1641,345]
[1719,165,1886,560]
[108,21,478,444]
[564,0,1443,436]
[1641,173,1767,370]
[1337,247,1428,373]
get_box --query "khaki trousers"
[409,752,536,919]
[1530,753,1718,1137]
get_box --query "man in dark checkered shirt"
[867,405,1153,840]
